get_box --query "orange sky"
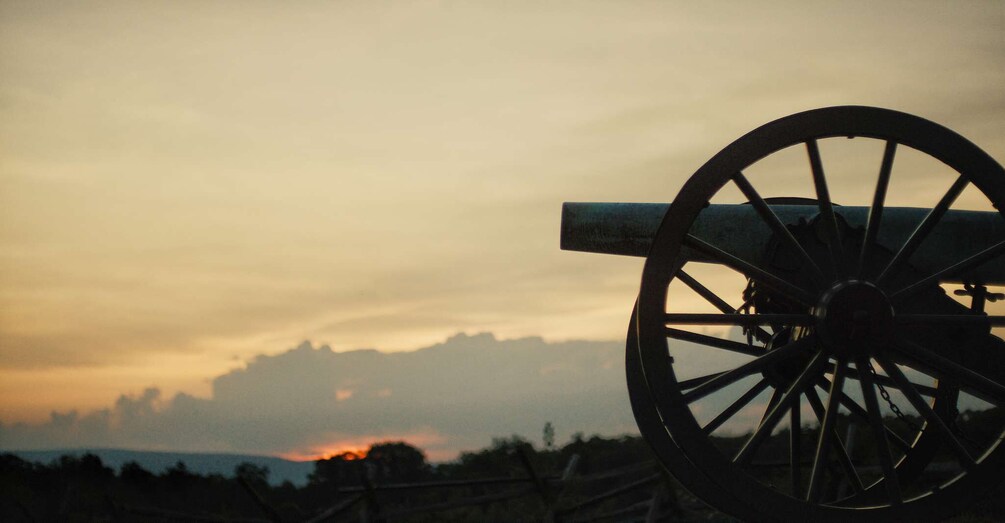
[1,1,1004,431]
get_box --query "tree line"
[0,432,659,522]
[4,409,1005,521]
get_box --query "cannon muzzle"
[561,202,1005,284]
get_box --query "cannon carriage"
[561,106,1005,521]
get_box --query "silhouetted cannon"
[561,106,1005,522]
[563,202,1005,283]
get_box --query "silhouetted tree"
[163,460,197,489]
[366,441,430,483]
[120,460,155,487]
[446,435,537,478]
[58,453,114,482]
[543,422,555,449]
[235,462,270,488]
[309,451,366,489]
[0,453,33,475]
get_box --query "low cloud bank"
[0,333,636,460]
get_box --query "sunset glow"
[278,430,450,462]
[280,447,368,463]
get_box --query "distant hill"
[6,448,314,486]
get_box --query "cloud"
[0,333,636,461]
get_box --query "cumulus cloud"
[0,333,637,460]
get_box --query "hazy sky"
[2,2,1005,456]
[1,334,639,461]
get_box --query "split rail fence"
[108,451,692,522]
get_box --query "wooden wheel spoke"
[808,359,859,502]
[875,353,977,470]
[703,379,772,434]
[677,269,772,343]
[759,386,785,428]
[734,351,828,466]
[678,371,726,391]
[876,174,969,285]
[834,364,938,397]
[859,140,896,279]
[665,313,813,326]
[677,269,735,313]
[684,234,816,306]
[806,140,845,278]
[894,314,1005,327]
[891,338,1005,404]
[855,356,903,504]
[733,172,825,281]
[667,328,764,357]
[790,400,802,498]
[812,376,916,452]
[683,336,817,403]
[805,386,865,499]
[891,240,1005,299]
[816,378,912,453]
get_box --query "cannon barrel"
[561,202,1005,284]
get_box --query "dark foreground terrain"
[4,424,1005,522]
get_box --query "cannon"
[561,106,1005,521]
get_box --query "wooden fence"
[108,451,687,522]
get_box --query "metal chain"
[869,363,983,449]
[868,363,923,434]
[738,296,755,346]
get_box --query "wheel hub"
[814,280,894,356]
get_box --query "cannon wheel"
[634,106,1005,521]
[626,305,768,520]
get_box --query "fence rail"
[72,452,694,522]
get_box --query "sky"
[2,1,1005,459]
[1,333,639,462]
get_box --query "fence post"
[238,476,284,523]
[645,485,667,523]
[544,454,580,523]
[516,447,552,506]
[359,462,384,523]
[646,469,681,522]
